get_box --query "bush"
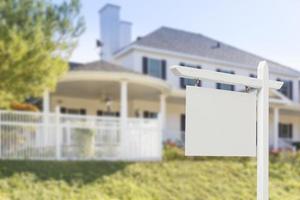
[163,142,185,160]
[10,102,39,112]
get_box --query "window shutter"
[80,109,86,115]
[142,57,148,74]
[161,60,167,80]
[289,81,293,100]
[180,78,186,89]
[180,114,186,131]
[278,123,282,137]
[216,69,220,89]
[179,63,185,88]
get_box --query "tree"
[0,0,85,108]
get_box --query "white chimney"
[99,4,132,60]
[120,21,132,48]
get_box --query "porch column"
[120,80,128,157]
[159,94,166,132]
[273,107,279,151]
[43,89,50,146]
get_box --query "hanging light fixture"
[104,96,113,113]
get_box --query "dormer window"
[216,69,235,91]
[179,63,201,89]
[142,57,166,80]
[277,78,293,100]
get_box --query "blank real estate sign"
[185,86,256,157]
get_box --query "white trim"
[60,71,171,93]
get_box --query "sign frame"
[171,61,283,200]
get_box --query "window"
[279,123,293,139]
[179,63,201,88]
[97,110,119,117]
[143,111,158,119]
[142,57,166,79]
[216,69,235,91]
[277,78,293,100]
[60,107,86,115]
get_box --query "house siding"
[114,48,299,103]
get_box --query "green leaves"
[0,0,85,107]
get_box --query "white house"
[49,4,300,151]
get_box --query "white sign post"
[171,61,283,200]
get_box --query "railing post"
[157,114,163,160]
[55,106,61,160]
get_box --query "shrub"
[73,128,95,159]
[163,142,185,160]
[10,102,39,112]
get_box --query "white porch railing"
[0,110,162,161]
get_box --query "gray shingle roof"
[69,60,138,74]
[134,27,300,77]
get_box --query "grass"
[0,147,300,200]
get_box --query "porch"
[0,62,170,160]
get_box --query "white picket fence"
[0,110,162,161]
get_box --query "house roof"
[69,60,138,74]
[132,26,300,77]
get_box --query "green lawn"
[0,148,300,200]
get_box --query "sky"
[67,0,300,70]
